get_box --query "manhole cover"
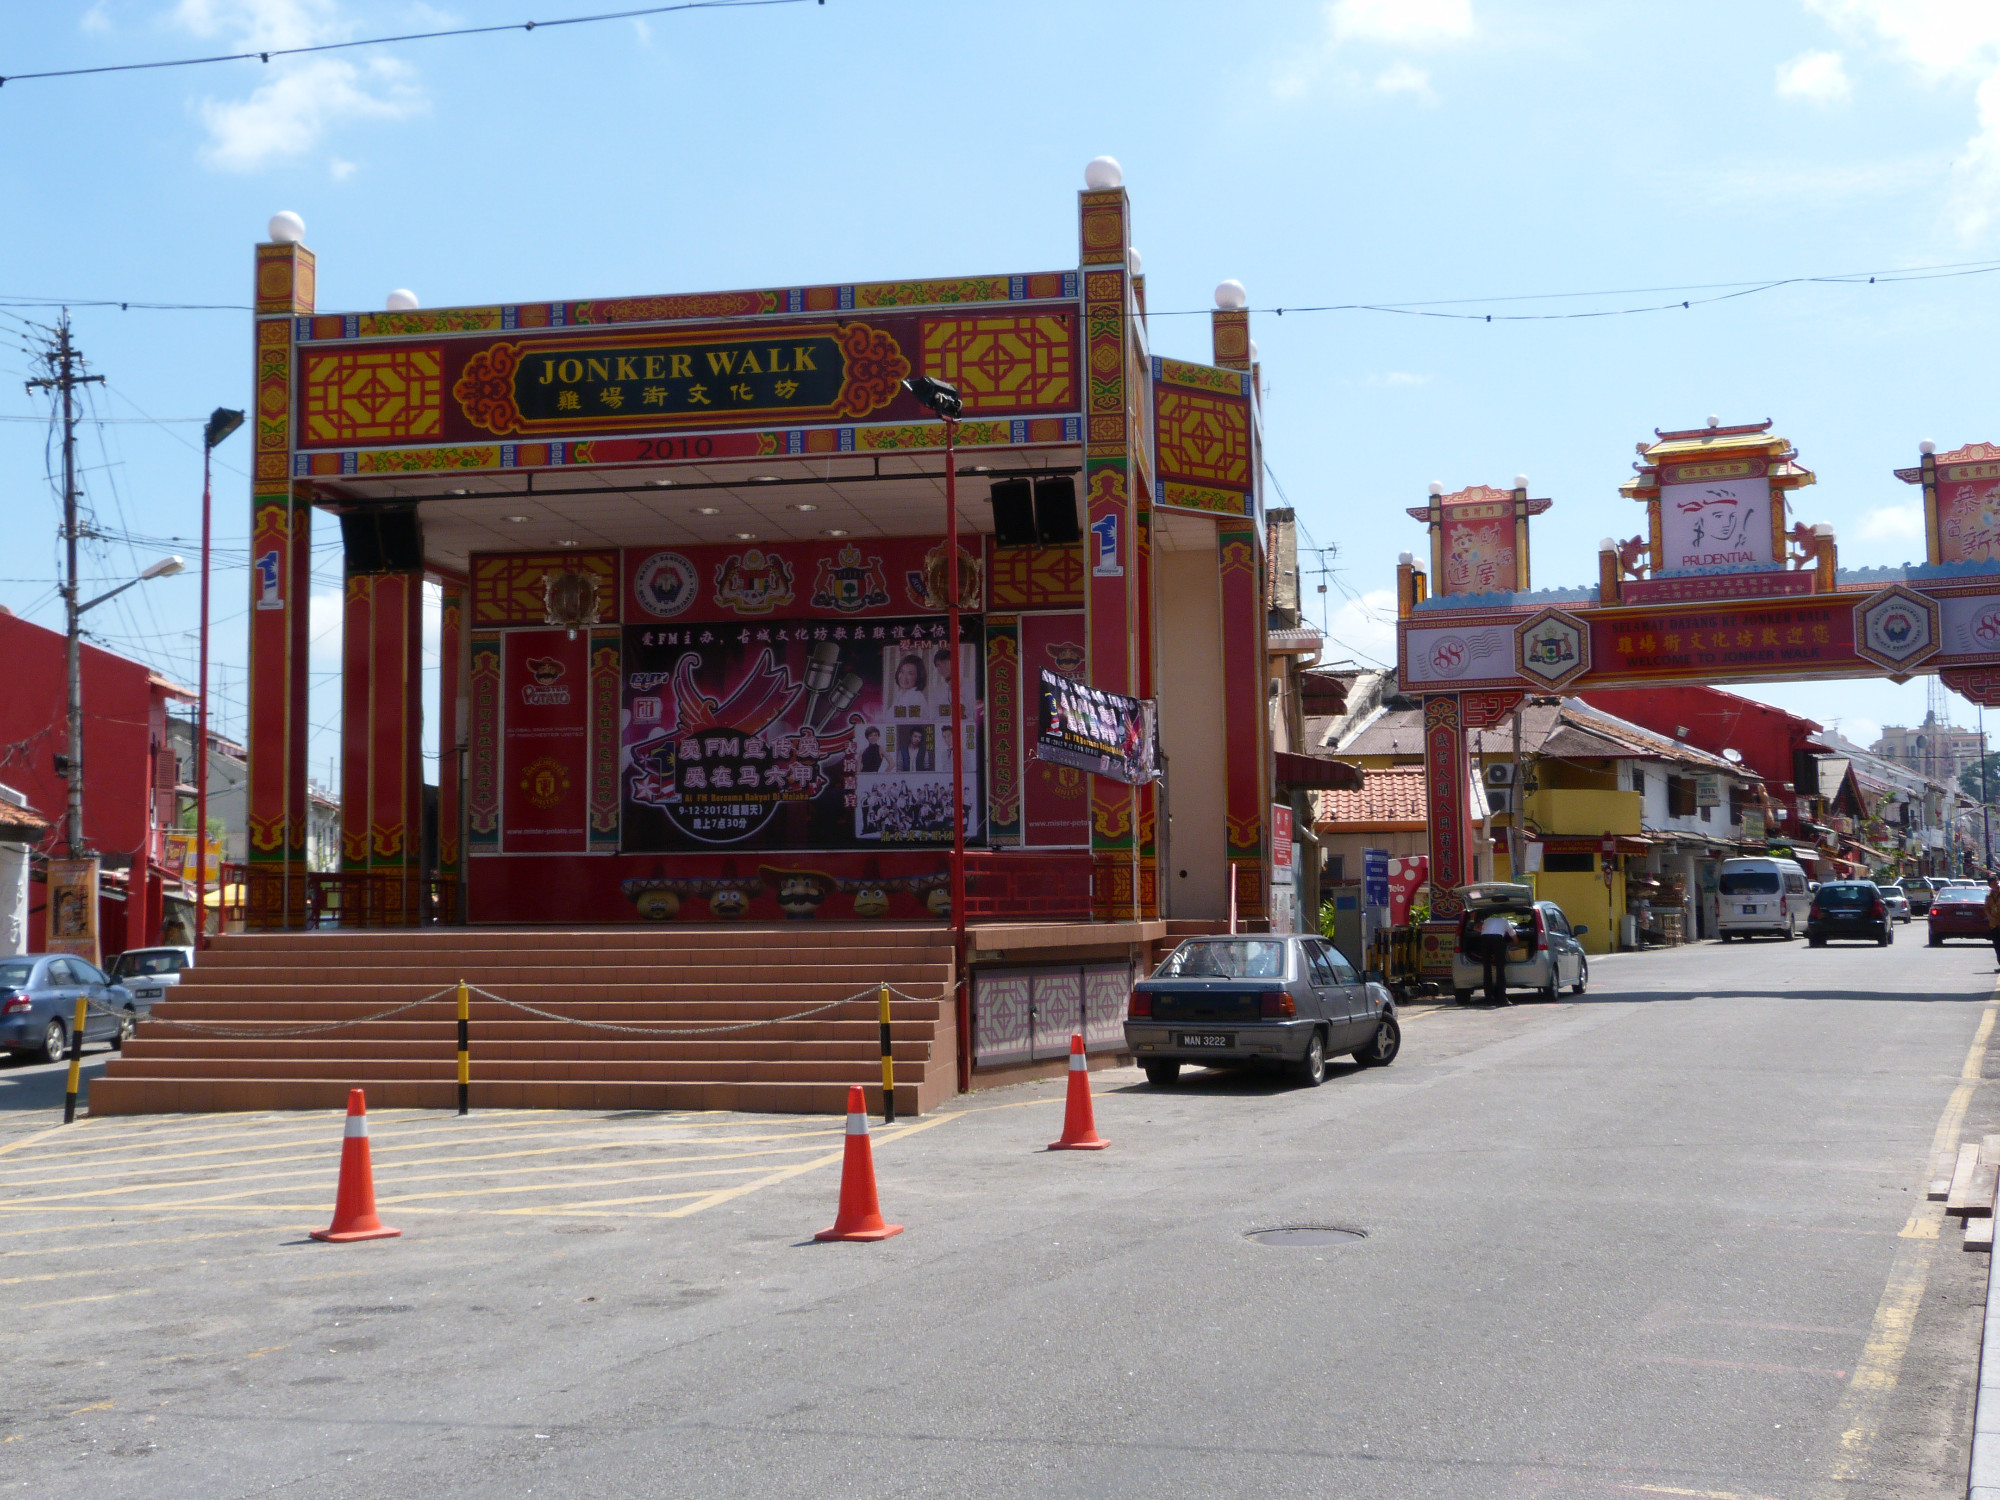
[1244,1226,1366,1247]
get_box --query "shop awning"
[1275,752,1362,792]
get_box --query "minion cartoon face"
[708,887,750,920]
[776,875,827,920]
[634,889,680,922]
[925,887,951,918]
[851,886,890,919]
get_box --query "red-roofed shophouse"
[0,607,194,955]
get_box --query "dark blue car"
[0,955,145,1064]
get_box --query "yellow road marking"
[21,1290,148,1311]
[0,1124,84,1160]
[67,1401,114,1414]
[1825,993,1998,1490]
[666,1112,958,1218]
[0,1267,105,1288]
[0,1113,793,1175]
[0,1135,849,1207]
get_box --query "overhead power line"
[4,254,1998,327]
[0,0,814,86]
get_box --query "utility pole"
[26,312,104,859]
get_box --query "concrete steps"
[92,924,960,1118]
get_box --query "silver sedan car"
[1124,933,1400,1087]
[1879,886,1911,924]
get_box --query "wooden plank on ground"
[1968,1163,1998,1218]
[1946,1141,1981,1215]
[1967,1215,1994,1252]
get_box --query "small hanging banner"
[1033,668,1157,786]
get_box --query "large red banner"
[1020,612,1089,847]
[502,630,590,852]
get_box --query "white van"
[1716,856,1811,941]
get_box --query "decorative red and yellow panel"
[921,314,1076,414]
[1152,357,1253,516]
[471,551,619,627]
[303,347,444,444]
[987,541,1084,610]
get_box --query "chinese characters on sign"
[1592,600,1852,680]
[1033,668,1157,786]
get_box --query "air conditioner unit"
[1486,785,1515,816]
[1484,762,1516,788]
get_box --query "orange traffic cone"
[815,1085,904,1242]
[1048,1033,1109,1150]
[309,1089,401,1243]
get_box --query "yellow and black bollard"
[456,979,470,1117]
[878,982,895,1124]
[62,993,88,1123]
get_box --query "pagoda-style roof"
[1896,440,2000,484]
[1404,482,1552,523]
[1619,419,1815,500]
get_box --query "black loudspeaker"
[1033,475,1081,545]
[989,478,1037,547]
[341,507,424,575]
[376,508,424,572]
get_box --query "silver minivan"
[1716,857,1811,941]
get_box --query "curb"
[1975,1225,2000,1498]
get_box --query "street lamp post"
[196,409,245,947]
[902,376,970,1094]
[56,552,184,1124]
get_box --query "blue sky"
[5,0,2000,789]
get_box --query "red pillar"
[246,238,315,929]
[437,578,465,917]
[367,570,424,924]
[340,573,373,877]
[1419,692,1472,978]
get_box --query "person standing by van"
[1985,877,2000,965]
[1478,910,1514,1001]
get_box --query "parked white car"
[1879,886,1911,924]
[1716,857,1811,941]
[107,946,194,1006]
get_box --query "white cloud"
[173,1,426,172]
[80,3,113,33]
[1856,501,1927,543]
[1277,0,1472,101]
[1776,49,1852,103]
[1374,63,1435,100]
[1807,0,2000,237]
[1328,0,1473,45]
[328,155,357,180]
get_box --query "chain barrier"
[90,982,948,1043]
[84,987,454,1038]
[466,984,880,1036]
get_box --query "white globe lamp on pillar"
[267,211,305,244]
[1084,156,1123,190]
[386,290,420,312]
[1214,280,1248,310]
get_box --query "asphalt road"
[1,931,1996,1499]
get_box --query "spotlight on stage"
[902,376,962,420]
